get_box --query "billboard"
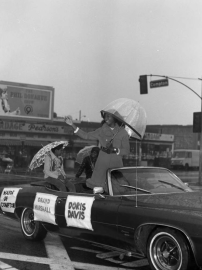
[0,81,54,121]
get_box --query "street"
[0,214,149,270]
[0,169,201,270]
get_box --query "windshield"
[173,151,186,158]
[110,168,192,195]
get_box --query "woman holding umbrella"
[65,112,130,190]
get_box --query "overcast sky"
[0,0,202,125]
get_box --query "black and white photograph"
[0,1,202,270]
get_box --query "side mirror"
[93,187,104,194]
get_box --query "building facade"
[0,80,198,170]
[0,117,179,170]
[146,125,199,150]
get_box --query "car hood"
[128,191,202,211]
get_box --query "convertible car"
[0,166,202,270]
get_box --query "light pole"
[139,74,202,185]
[199,78,202,185]
[79,110,88,121]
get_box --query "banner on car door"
[65,195,95,231]
[33,193,58,225]
[0,188,21,213]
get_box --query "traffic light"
[139,75,148,94]
[193,112,201,133]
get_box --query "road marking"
[45,233,75,270]
[0,223,146,270]
[0,252,129,270]
[0,260,19,270]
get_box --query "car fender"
[134,222,196,260]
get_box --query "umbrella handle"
[106,123,123,148]
[106,140,113,148]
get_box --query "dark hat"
[91,147,100,154]
[100,110,125,127]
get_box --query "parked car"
[0,166,202,270]
[171,149,199,170]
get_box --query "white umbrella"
[76,145,99,164]
[101,98,147,139]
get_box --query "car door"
[116,195,147,250]
[90,193,122,247]
[55,192,122,248]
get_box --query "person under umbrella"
[44,144,76,192]
[65,112,130,190]
[75,147,100,180]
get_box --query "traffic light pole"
[199,78,202,185]
[148,75,201,99]
[140,74,202,185]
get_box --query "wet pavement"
[0,215,150,270]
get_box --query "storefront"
[124,132,174,168]
[0,118,174,170]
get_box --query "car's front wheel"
[20,208,47,241]
[147,228,190,270]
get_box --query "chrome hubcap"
[151,233,182,270]
[23,209,36,235]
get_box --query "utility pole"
[139,74,202,185]
[199,78,202,185]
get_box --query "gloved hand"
[64,115,73,126]
[110,147,119,154]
